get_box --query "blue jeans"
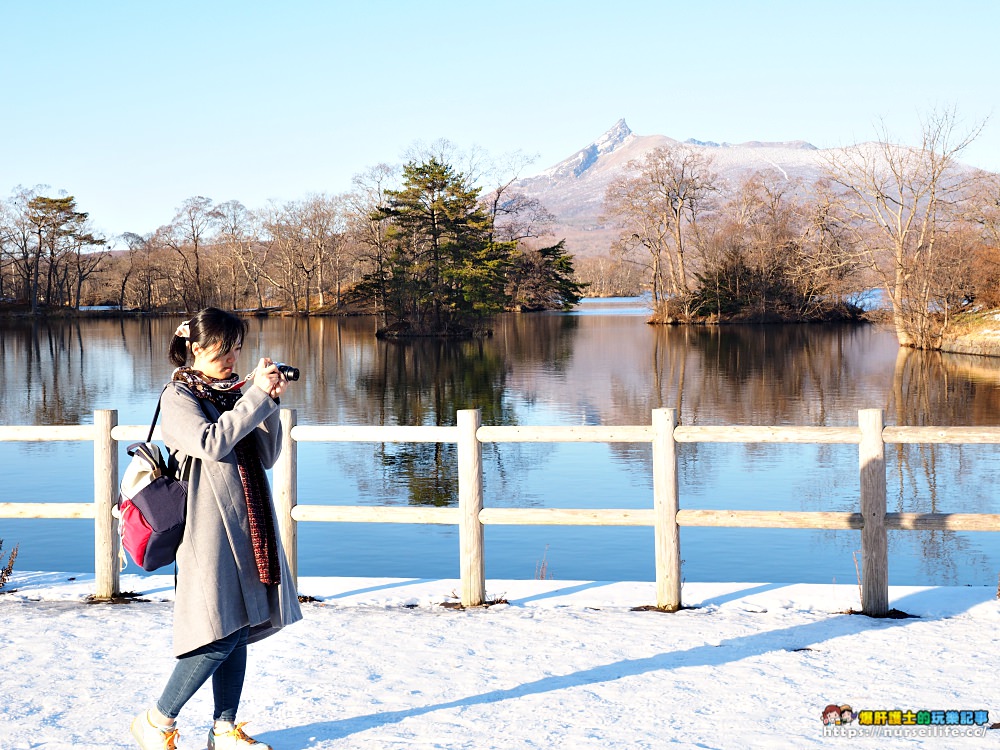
[156,626,250,722]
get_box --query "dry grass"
[535,545,553,580]
[946,309,1000,337]
[0,539,18,592]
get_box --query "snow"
[2,573,999,748]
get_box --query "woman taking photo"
[131,308,302,750]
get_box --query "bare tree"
[260,202,309,312]
[0,187,38,303]
[690,172,867,321]
[346,163,398,328]
[217,200,270,310]
[65,223,106,308]
[477,150,555,243]
[298,194,352,309]
[603,144,718,316]
[116,232,142,309]
[162,196,220,309]
[573,254,644,297]
[962,171,1000,308]
[798,179,873,303]
[117,231,178,310]
[970,171,1000,247]
[825,108,985,348]
[404,138,486,191]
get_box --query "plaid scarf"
[172,368,281,585]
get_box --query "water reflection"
[357,337,508,507]
[1,318,92,426]
[4,310,1000,584]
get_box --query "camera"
[274,362,300,381]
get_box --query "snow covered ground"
[2,573,999,749]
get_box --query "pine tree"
[507,240,587,311]
[364,157,510,336]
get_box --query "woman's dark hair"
[169,308,248,367]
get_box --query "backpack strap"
[153,381,211,482]
[145,384,171,444]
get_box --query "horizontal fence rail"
[0,425,99,442]
[5,409,1000,614]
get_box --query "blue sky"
[3,0,998,240]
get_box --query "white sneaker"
[130,710,179,750]
[208,722,272,749]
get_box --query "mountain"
[515,119,833,257]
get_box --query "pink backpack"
[118,389,191,571]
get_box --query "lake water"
[3,299,1000,586]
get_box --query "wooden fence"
[3,408,1000,616]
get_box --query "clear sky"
[3,0,998,241]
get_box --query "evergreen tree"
[362,157,510,336]
[507,240,586,311]
[25,195,95,312]
[351,156,584,336]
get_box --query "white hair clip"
[174,321,191,339]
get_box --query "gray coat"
[160,381,302,657]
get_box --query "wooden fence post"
[458,409,485,607]
[653,408,681,611]
[94,409,119,600]
[859,408,888,617]
[274,408,298,590]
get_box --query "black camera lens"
[275,363,300,381]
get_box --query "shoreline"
[941,327,1000,357]
[940,310,1000,357]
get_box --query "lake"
[3,299,1000,586]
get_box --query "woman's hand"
[252,358,287,400]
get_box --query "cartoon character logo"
[840,705,856,724]
[822,704,842,725]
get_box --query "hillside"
[515,119,853,257]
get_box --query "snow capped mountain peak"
[517,119,988,258]
[518,119,835,256]
[543,118,635,179]
[595,118,633,153]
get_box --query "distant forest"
[3,112,999,348]
[0,150,585,338]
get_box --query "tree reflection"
[674,323,870,425]
[1,319,89,426]
[354,335,510,506]
[345,314,579,506]
[884,347,1000,583]
[5,313,1000,583]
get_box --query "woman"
[131,308,302,750]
